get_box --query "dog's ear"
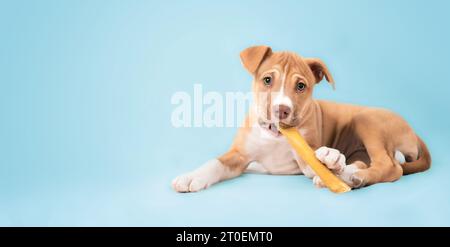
[240,46,272,75]
[304,58,335,89]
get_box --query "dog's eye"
[296,82,306,92]
[263,77,272,86]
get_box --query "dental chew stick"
[278,127,351,194]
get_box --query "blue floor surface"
[1,0,449,226]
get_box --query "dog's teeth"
[270,124,274,131]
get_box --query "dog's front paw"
[312,176,326,188]
[315,146,346,173]
[172,174,209,193]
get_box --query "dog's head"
[240,45,334,135]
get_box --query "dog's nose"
[273,104,291,120]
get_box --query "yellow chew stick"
[278,127,351,194]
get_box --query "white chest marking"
[244,123,302,175]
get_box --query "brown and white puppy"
[172,45,431,192]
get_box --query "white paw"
[315,146,346,173]
[312,176,326,188]
[172,174,209,193]
[338,164,362,188]
[302,165,316,178]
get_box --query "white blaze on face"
[272,64,293,110]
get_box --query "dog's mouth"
[261,122,281,136]
[258,120,296,137]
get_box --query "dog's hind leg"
[350,151,403,188]
[349,135,403,188]
[337,150,370,188]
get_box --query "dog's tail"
[401,135,431,175]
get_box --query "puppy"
[172,45,431,192]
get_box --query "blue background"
[1,0,449,226]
